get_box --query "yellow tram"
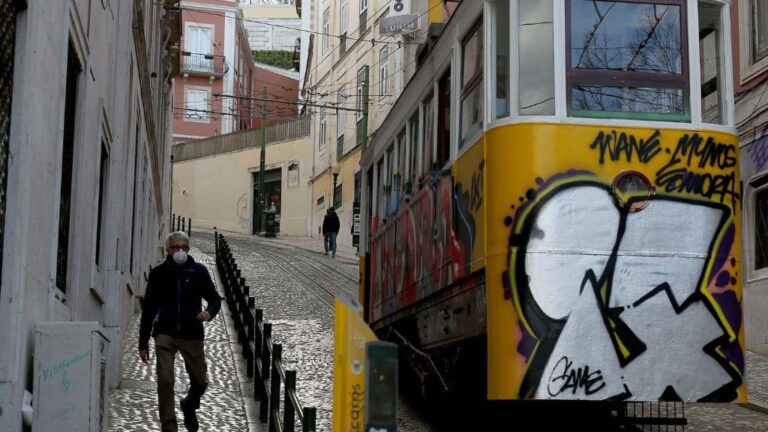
[358,0,744,419]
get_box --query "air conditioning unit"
[32,322,110,432]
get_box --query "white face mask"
[173,250,188,265]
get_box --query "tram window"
[699,1,725,125]
[397,128,406,190]
[460,21,483,148]
[377,158,385,217]
[438,71,452,164]
[755,188,768,270]
[492,0,510,119]
[408,114,418,192]
[567,0,688,120]
[387,147,394,214]
[519,0,554,115]
[423,94,435,175]
[572,86,684,114]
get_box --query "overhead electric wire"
[302,0,441,94]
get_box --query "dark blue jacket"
[322,212,340,234]
[138,255,221,350]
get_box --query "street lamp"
[331,164,340,209]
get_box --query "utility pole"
[259,86,267,236]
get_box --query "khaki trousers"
[154,334,208,432]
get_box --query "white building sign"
[379,14,419,35]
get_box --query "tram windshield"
[567,0,688,120]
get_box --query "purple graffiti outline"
[748,126,768,172]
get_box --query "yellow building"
[306,0,447,246]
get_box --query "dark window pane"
[422,95,434,174]
[699,1,724,124]
[754,0,768,62]
[129,123,139,272]
[334,182,343,210]
[572,85,684,114]
[95,144,108,266]
[755,188,768,270]
[571,1,682,74]
[57,43,81,294]
[354,171,361,202]
[438,72,451,165]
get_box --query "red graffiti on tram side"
[369,175,468,322]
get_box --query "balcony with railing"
[181,52,228,78]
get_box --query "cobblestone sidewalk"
[108,249,249,432]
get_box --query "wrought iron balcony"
[181,52,227,77]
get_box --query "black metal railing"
[181,52,227,77]
[215,232,317,432]
[613,401,687,431]
[171,214,192,237]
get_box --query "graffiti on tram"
[505,129,744,402]
[369,174,475,322]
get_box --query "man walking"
[322,207,341,258]
[139,231,221,432]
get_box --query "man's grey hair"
[165,231,190,249]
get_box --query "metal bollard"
[172,213,176,230]
[260,323,273,423]
[188,217,192,237]
[246,297,256,378]
[284,370,296,432]
[269,344,282,432]
[302,407,316,432]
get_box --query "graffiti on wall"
[236,193,249,229]
[747,125,768,172]
[505,129,744,402]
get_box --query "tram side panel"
[367,137,487,352]
[485,123,745,403]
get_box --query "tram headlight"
[611,171,655,213]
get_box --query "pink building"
[253,61,300,129]
[173,0,256,143]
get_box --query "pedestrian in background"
[138,231,221,432]
[322,207,341,258]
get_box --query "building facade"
[0,0,179,430]
[240,0,301,52]
[172,117,311,236]
[306,0,438,246]
[735,0,768,356]
[173,0,256,143]
[253,61,301,128]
